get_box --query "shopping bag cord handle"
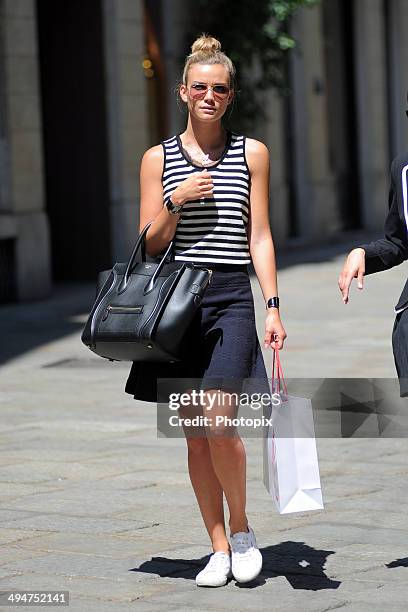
[272,346,288,395]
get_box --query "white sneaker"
[195,551,232,587]
[230,525,263,583]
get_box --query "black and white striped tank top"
[161,129,251,264]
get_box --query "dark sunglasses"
[189,83,230,100]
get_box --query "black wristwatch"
[266,296,280,310]
[165,196,183,215]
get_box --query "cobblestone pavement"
[1,235,408,611]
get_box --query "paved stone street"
[1,234,408,611]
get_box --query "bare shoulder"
[141,144,164,174]
[245,137,269,156]
[244,137,270,173]
[142,144,164,164]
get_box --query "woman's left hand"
[264,311,287,350]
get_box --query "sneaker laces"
[204,551,230,572]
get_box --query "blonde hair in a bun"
[182,33,236,88]
[191,34,221,55]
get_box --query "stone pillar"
[387,0,408,158]
[353,0,389,230]
[261,88,289,248]
[161,0,191,137]
[102,0,150,261]
[288,3,339,240]
[0,0,51,301]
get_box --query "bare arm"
[139,145,181,257]
[138,146,214,257]
[246,138,287,350]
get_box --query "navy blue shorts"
[125,263,270,402]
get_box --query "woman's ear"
[179,84,188,104]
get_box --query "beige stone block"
[121,169,138,202]
[9,129,43,177]
[10,173,43,213]
[116,0,143,22]
[388,0,408,156]
[8,129,44,213]
[4,16,37,57]
[124,139,146,166]
[121,127,147,168]
[263,88,286,184]
[0,143,13,213]
[102,0,117,49]
[3,0,34,17]
[120,93,146,129]
[269,184,289,246]
[0,213,17,238]
[7,93,41,131]
[259,89,289,246]
[121,114,151,145]
[361,171,388,231]
[110,202,140,261]
[311,178,340,237]
[354,0,389,228]
[15,210,52,301]
[116,22,145,57]
[118,57,146,94]
[5,56,39,94]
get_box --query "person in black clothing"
[338,147,408,397]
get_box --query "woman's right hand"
[171,169,214,205]
[338,248,366,304]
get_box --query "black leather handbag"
[81,221,213,362]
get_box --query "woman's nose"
[204,87,215,101]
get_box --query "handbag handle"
[140,221,177,264]
[272,345,288,395]
[118,220,176,293]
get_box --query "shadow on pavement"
[0,230,382,366]
[129,541,341,590]
[0,282,96,366]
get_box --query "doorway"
[36,0,111,280]
[322,0,361,231]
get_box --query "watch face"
[167,201,180,213]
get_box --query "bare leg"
[178,395,230,553]
[203,389,248,535]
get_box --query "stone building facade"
[0,0,407,302]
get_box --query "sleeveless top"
[161,129,251,264]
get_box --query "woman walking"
[125,33,286,586]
